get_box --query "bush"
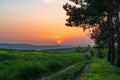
[18,63,47,80]
[74,47,81,53]
[84,53,92,60]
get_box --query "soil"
[38,63,90,80]
[38,63,77,80]
[75,64,91,80]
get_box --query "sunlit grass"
[81,58,120,80]
[1,48,119,80]
[50,61,91,80]
[0,48,88,80]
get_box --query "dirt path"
[75,64,90,80]
[38,63,78,80]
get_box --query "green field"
[0,48,120,80]
[81,58,120,80]
[0,48,91,80]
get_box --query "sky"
[0,0,94,46]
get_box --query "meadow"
[0,48,91,80]
[0,48,120,80]
[81,58,120,80]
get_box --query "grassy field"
[0,48,91,80]
[81,58,120,80]
[0,48,120,80]
[49,61,90,80]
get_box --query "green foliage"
[81,58,120,80]
[0,48,120,80]
[83,53,92,60]
[50,61,90,80]
[89,47,108,58]
[74,47,81,53]
[0,48,88,80]
[63,0,120,66]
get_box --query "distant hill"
[0,43,79,50]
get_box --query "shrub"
[84,53,92,60]
[74,47,81,53]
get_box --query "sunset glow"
[57,40,62,45]
[0,0,93,45]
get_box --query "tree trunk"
[107,14,115,65]
[115,9,120,67]
[110,16,115,65]
[108,49,111,62]
[116,31,120,67]
[107,15,111,62]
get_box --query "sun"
[57,40,62,45]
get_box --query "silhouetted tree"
[91,22,109,58]
[63,0,120,66]
[111,0,120,67]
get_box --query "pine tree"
[63,0,118,65]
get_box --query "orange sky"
[0,0,93,45]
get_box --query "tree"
[63,0,118,65]
[109,0,120,67]
[91,22,109,58]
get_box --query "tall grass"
[50,61,91,80]
[0,48,88,80]
[81,58,120,80]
